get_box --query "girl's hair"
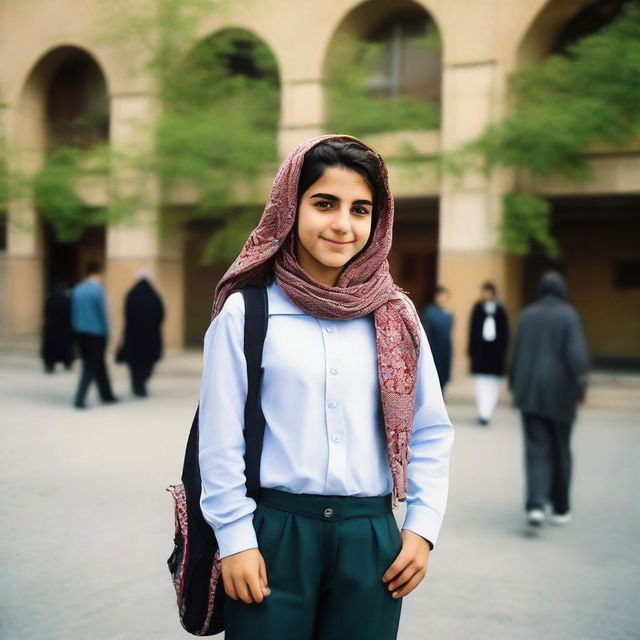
[297,139,382,222]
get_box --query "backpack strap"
[183,286,268,507]
[241,285,269,500]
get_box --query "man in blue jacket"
[71,262,117,408]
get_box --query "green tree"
[105,0,281,261]
[326,24,441,138]
[3,0,280,261]
[448,4,640,258]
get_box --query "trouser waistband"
[258,488,392,522]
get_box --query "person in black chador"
[41,281,75,373]
[420,285,453,392]
[117,271,164,397]
[467,281,509,426]
[510,271,589,528]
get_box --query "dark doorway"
[523,195,640,370]
[388,197,439,308]
[44,223,106,293]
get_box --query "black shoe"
[102,396,119,404]
[478,417,489,426]
[74,401,87,410]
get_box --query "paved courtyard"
[1,354,638,640]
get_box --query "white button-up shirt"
[199,282,453,558]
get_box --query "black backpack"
[167,286,268,636]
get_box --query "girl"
[199,135,453,640]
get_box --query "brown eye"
[352,207,370,216]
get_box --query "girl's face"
[295,166,374,287]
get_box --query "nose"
[330,205,351,234]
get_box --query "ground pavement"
[0,353,638,640]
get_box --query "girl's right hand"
[221,548,271,604]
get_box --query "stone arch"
[15,45,110,151]
[323,0,443,118]
[173,26,281,144]
[178,27,281,345]
[184,25,281,93]
[517,0,631,66]
[13,45,110,293]
[323,0,445,68]
[321,0,443,307]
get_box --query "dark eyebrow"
[310,193,373,207]
[310,193,339,202]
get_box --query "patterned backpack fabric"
[167,286,268,635]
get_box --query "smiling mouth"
[321,237,355,246]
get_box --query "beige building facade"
[1,0,639,374]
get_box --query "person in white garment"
[467,281,510,426]
[198,136,454,640]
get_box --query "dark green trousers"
[224,489,403,640]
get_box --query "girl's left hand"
[382,529,431,599]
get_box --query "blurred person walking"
[467,281,509,426]
[420,285,453,392]
[116,270,164,397]
[71,262,117,409]
[41,281,75,373]
[510,271,589,527]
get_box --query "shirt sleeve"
[402,322,454,549]
[198,292,258,559]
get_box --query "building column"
[107,92,184,351]
[278,78,325,157]
[4,94,46,341]
[438,62,522,380]
[4,199,45,340]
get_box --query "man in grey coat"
[510,271,589,527]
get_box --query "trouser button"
[323,508,334,519]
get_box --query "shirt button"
[325,325,335,334]
[323,508,334,519]
[331,435,342,445]
[328,401,338,409]
[330,367,338,375]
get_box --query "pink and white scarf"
[212,135,420,503]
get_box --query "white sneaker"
[550,512,572,525]
[527,509,545,527]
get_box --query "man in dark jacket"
[468,281,510,425]
[510,271,589,527]
[117,271,164,397]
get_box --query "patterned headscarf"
[212,134,420,504]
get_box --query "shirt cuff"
[402,504,442,550]
[214,513,258,559]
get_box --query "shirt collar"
[267,282,306,315]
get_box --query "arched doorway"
[19,46,110,294]
[177,28,281,344]
[324,0,442,136]
[324,0,443,306]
